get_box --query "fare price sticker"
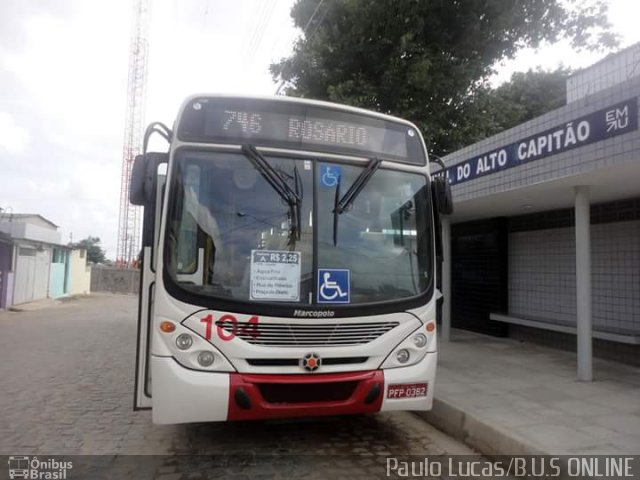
[250,250,301,302]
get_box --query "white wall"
[509,220,640,334]
[509,227,576,325]
[68,249,91,295]
[0,222,61,245]
[567,43,640,103]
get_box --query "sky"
[0,0,638,260]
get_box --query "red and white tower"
[117,0,150,266]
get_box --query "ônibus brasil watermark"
[7,456,72,480]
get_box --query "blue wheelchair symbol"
[320,165,341,188]
[317,269,350,303]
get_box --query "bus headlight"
[413,333,427,348]
[175,334,193,350]
[157,319,235,372]
[396,349,410,364]
[380,324,435,369]
[197,351,216,367]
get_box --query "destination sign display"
[177,97,425,165]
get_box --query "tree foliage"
[71,236,106,264]
[461,66,572,144]
[271,0,617,153]
[495,67,570,124]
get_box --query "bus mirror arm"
[143,122,172,153]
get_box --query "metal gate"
[13,247,50,305]
[0,242,10,309]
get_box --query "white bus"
[130,95,452,424]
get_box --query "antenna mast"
[117,0,150,266]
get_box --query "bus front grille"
[216,321,399,347]
[258,381,359,403]
[246,357,368,367]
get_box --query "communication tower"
[117,0,150,266]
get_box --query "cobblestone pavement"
[0,294,478,479]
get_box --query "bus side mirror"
[130,152,168,206]
[130,155,147,206]
[432,176,453,215]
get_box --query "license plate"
[387,383,428,399]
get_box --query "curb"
[415,397,546,457]
[415,397,609,480]
[8,300,61,312]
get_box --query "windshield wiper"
[241,145,301,242]
[334,157,382,214]
[293,165,302,242]
[331,157,381,246]
[332,174,341,246]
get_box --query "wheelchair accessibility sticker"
[320,165,341,188]
[317,269,350,303]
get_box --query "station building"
[438,43,640,374]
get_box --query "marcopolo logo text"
[293,309,335,318]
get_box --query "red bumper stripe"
[228,370,385,421]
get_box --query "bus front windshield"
[166,150,432,307]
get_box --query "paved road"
[0,294,477,479]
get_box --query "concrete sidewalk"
[5,297,62,312]
[420,329,640,456]
[1,293,97,315]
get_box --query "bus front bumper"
[151,353,436,424]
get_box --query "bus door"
[130,152,167,409]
